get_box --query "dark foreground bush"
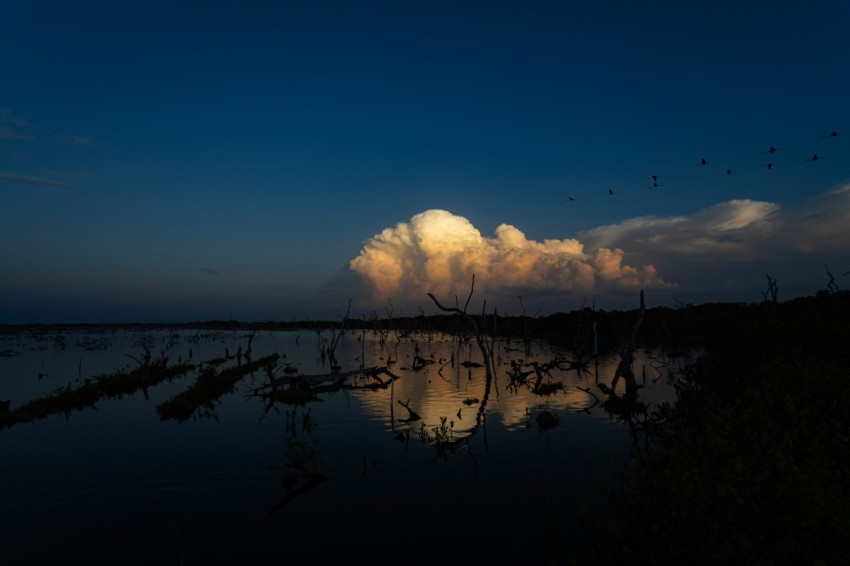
[569,292,850,565]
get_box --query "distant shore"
[4,291,849,352]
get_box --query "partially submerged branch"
[426,274,495,379]
[248,365,401,393]
[397,399,421,422]
[157,354,280,421]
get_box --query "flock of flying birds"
[565,130,844,201]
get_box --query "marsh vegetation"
[570,290,850,565]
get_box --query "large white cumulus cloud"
[347,185,850,310]
[349,209,673,303]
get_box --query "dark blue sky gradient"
[2,1,849,322]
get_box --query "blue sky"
[2,0,849,323]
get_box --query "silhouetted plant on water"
[535,380,564,396]
[504,355,577,397]
[506,358,535,392]
[323,299,351,372]
[535,409,560,431]
[517,295,540,356]
[366,298,395,345]
[419,416,456,460]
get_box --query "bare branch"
[464,273,476,313]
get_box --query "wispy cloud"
[574,186,850,300]
[0,109,34,141]
[787,185,850,253]
[577,190,850,260]
[53,134,98,146]
[0,126,33,141]
[0,108,30,128]
[196,267,221,276]
[0,171,74,190]
[2,110,101,147]
[578,199,781,261]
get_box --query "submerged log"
[157,354,280,421]
[248,365,401,394]
[1,362,197,430]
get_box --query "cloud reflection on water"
[348,333,679,438]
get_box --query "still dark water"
[0,328,684,565]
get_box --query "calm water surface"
[0,328,686,565]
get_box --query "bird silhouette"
[762,146,779,154]
[649,181,662,188]
[649,174,659,183]
[566,196,575,201]
[822,130,841,139]
[807,153,823,162]
[694,157,710,166]
[607,189,615,196]
[762,162,775,171]
[722,168,733,176]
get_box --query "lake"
[0,326,685,565]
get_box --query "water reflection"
[346,332,674,437]
[268,407,327,513]
[0,328,683,437]
[0,326,689,564]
